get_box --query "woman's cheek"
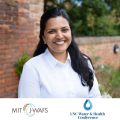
[65,32,71,38]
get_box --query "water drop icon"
[83,99,93,111]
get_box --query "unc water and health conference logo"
[83,99,93,111]
[70,99,105,119]
[12,103,48,117]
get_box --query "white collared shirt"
[18,48,101,98]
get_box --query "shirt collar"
[44,48,71,69]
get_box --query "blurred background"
[0,0,120,98]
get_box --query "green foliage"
[81,0,108,17]
[104,0,120,12]
[44,0,120,36]
[96,64,120,98]
[99,84,106,95]
[15,51,30,77]
[107,69,120,98]
[94,16,119,36]
[68,1,119,36]
[16,91,18,94]
[98,64,112,75]
[72,15,119,36]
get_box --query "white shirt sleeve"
[18,63,41,98]
[87,60,101,98]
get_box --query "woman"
[18,8,101,98]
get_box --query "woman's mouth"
[54,41,66,45]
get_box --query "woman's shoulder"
[24,53,45,68]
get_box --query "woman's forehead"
[45,16,70,29]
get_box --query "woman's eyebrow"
[46,26,69,31]
[62,26,69,28]
[46,28,55,31]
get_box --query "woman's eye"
[62,29,68,32]
[48,31,55,33]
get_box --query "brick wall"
[0,1,119,98]
[75,36,120,68]
[0,0,44,98]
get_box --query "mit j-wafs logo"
[12,103,48,117]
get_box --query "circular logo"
[23,103,35,117]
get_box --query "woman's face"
[42,16,72,55]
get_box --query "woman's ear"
[42,36,45,41]
[42,36,46,44]
[42,36,45,42]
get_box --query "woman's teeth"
[55,41,65,45]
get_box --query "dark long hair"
[33,8,94,91]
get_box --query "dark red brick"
[0,60,4,64]
[5,30,13,34]
[0,10,4,15]
[4,64,13,69]
[0,92,6,98]
[19,12,29,17]
[27,35,37,39]
[0,88,4,94]
[0,50,4,54]
[5,40,17,44]
[18,39,28,43]
[5,81,12,87]
[0,25,9,30]
[0,83,5,89]
[0,79,5,84]
[5,11,18,16]
[0,30,5,34]
[5,20,16,25]
[4,15,11,20]
[29,39,38,42]
[6,68,16,73]
[5,57,18,63]
[0,21,4,24]
[19,47,28,52]
[13,16,18,21]
[0,73,12,79]
[4,5,11,11]
[12,7,18,11]
[18,3,29,9]
[4,1,13,6]
[0,15,4,20]
[0,45,6,49]
[5,84,18,92]
[5,49,17,54]
[5,35,11,39]
[12,35,19,39]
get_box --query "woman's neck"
[48,48,67,63]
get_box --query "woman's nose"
[56,31,63,39]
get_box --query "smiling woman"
[42,16,72,63]
[18,8,101,98]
